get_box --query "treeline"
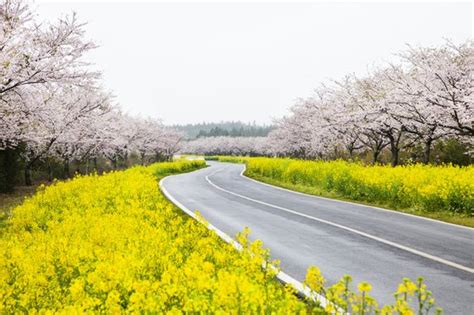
[183,137,472,165]
[182,136,269,156]
[0,0,181,193]
[175,121,273,139]
[183,40,473,166]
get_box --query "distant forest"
[174,121,274,139]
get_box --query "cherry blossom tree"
[0,0,99,190]
[385,41,473,162]
[19,84,112,183]
[0,0,188,192]
[0,0,97,97]
[131,117,183,164]
[265,40,472,165]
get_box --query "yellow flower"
[358,281,372,293]
[304,266,325,293]
[325,303,336,313]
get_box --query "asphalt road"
[161,161,474,314]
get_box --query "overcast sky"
[35,1,472,125]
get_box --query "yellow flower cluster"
[214,156,251,164]
[240,157,473,215]
[304,268,441,315]
[0,160,312,313]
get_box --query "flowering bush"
[241,157,473,215]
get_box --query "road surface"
[161,161,474,314]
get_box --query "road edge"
[205,171,473,274]
[159,173,333,310]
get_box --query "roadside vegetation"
[0,159,442,313]
[215,156,474,227]
[0,160,312,313]
[0,0,182,195]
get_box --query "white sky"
[35,1,472,125]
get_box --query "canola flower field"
[0,160,313,313]
[0,159,442,313]
[215,156,473,219]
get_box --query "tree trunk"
[372,149,380,164]
[85,159,89,175]
[155,153,162,162]
[63,158,70,179]
[387,132,402,167]
[390,143,399,167]
[47,161,54,182]
[141,152,146,166]
[348,146,354,159]
[24,164,32,186]
[0,148,18,193]
[93,157,98,172]
[123,153,128,169]
[422,139,433,164]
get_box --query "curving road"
[161,161,474,314]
